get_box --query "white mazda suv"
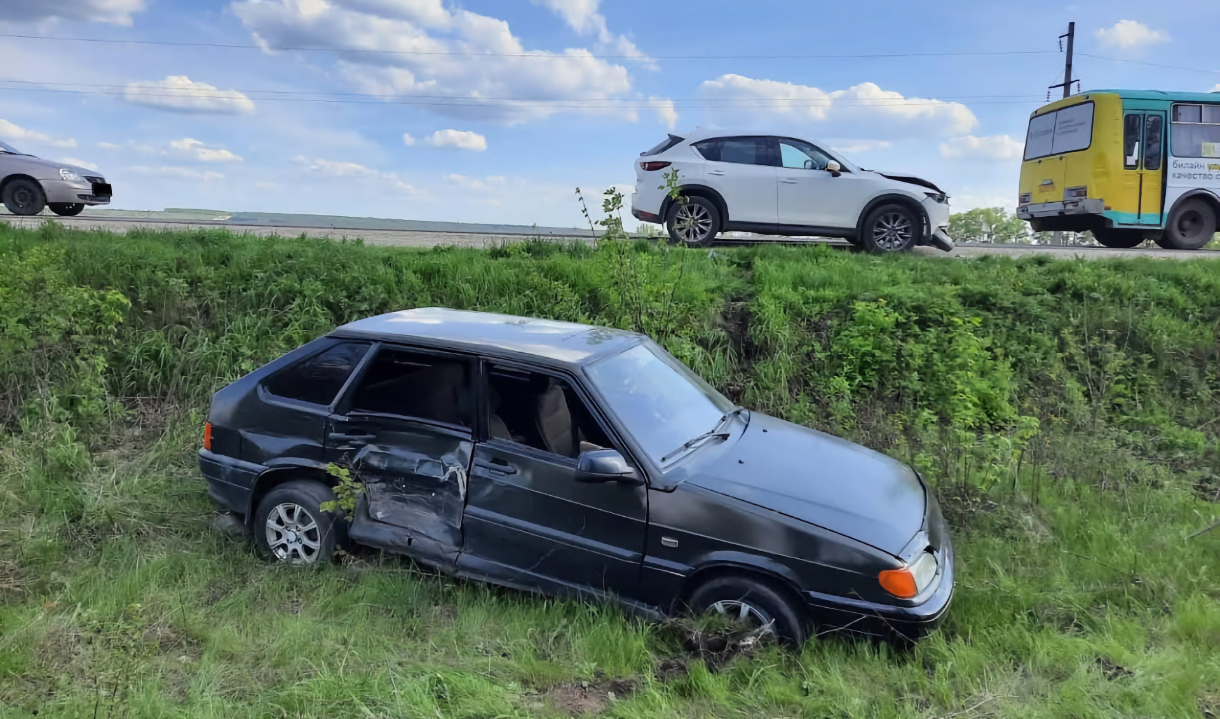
[631,129,954,252]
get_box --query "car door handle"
[474,458,518,476]
[780,179,799,184]
[330,432,376,443]
[708,170,726,176]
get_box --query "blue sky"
[2,0,1217,228]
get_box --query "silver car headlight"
[60,169,83,182]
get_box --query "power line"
[0,33,1056,61]
[1078,53,1220,76]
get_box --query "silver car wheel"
[873,212,913,250]
[674,203,713,243]
[265,502,322,564]
[710,600,777,639]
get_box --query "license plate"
[92,183,113,196]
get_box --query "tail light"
[1065,186,1088,200]
[203,422,212,452]
[640,161,671,172]
[1019,192,1032,205]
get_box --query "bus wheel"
[1162,199,1217,250]
[1093,228,1145,249]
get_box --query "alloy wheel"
[674,203,713,243]
[872,212,913,250]
[265,502,322,564]
[709,600,777,640]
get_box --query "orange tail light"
[203,422,213,452]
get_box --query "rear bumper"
[1017,198,1104,220]
[632,208,661,223]
[806,536,955,642]
[198,448,262,515]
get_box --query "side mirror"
[576,449,641,485]
[826,160,842,177]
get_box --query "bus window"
[1171,104,1220,158]
[1144,116,1163,171]
[1124,114,1142,169]
[1024,112,1057,160]
[1050,103,1094,155]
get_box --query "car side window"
[263,342,369,406]
[779,139,831,170]
[347,347,472,427]
[485,365,614,460]
[693,137,775,166]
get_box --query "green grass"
[1,224,1218,718]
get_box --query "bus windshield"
[1024,103,1094,160]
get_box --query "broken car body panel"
[199,308,954,641]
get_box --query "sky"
[1,0,1217,229]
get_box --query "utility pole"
[1048,22,1078,99]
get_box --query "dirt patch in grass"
[1095,657,1132,680]
[654,657,689,683]
[542,676,638,716]
[658,618,771,671]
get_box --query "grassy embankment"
[1,223,1218,718]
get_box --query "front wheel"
[253,480,346,565]
[2,178,46,216]
[49,203,85,217]
[860,203,920,253]
[1093,228,1145,249]
[1161,199,1217,250]
[686,575,808,646]
[666,197,720,246]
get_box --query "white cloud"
[1096,20,1169,50]
[1211,84,1220,93]
[940,134,1025,162]
[403,133,417,146]
[529,0,650,64]
[123,76,256,114]
[169,138,244,163]
[825,139,891,154]
[425,129,487,151]
[58,158,101,171]
[97,142,120,149]
[294,155,418,193]
[231,0,636,124]
[129,166,225,182]
[0,119,76,149]
[1,0,146,25]
[53,138,78,148]
[444,173,508,190]
[697,76,978,139]
[648,97,678,129]
[256,181,278,189]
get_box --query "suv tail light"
[203,422,212,452]
[640,161,671,172]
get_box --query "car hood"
[1,153,98,179]
[685,413,926,555]
[869,171,946,195]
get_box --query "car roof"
[331,307,643,365]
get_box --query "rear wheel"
[1161,199,1217,250]
[253,480,346,565]
[666,196,720,246]
[686,575,808,646]
[1092,228,1145,249]
[860,203,920,253]
[2,178,46,216]
[49,203,85,217]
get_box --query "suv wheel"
[686,575,808,645]
[49,203,85,217]
[2,178,47,216]
[861,203,921,253]
[253,480,346,565]
[666,196,720,246]
[1161,199,1216,250]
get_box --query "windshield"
[0,139,20,154]
[585,343,733,466]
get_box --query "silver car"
[0,139,112,216]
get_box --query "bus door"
[1122,110,1166,225]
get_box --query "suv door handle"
[708,170,726,176]
[474,458,518,476]
[780,178,799,184]
[330,432,376,443]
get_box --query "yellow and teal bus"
[1017,89,1220,249]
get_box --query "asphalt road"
[4,214,1218,260]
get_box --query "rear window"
[693,137,776,166]
[642,134,684,157]
[264,342,369,406]
[1023,102,1094,160]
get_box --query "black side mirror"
[576,449,641,485]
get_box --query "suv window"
[348,347,472,427]
[779,138,832,170]
[486,365,614,459]
[264,342,370,406]
[693,137,775,166]
[642,134,684,157]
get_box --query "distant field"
[1,224,1218,719]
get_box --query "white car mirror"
[826,160,842,177]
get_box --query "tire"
[666,196,721,246]
[2,178,46,216]
[49,203,85,217]
[252,480,347,565]
[1162,199,1217,250]
[686,575,808,646]
[860,203,921,253]
[1092,228,1145,249]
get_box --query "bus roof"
[1031,89,1220,117]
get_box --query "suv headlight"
[925,191,948,204]
[60,169,83,182]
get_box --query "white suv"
[631,129,954,252]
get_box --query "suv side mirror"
[826,160,842,177]
[576,449,641,485]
